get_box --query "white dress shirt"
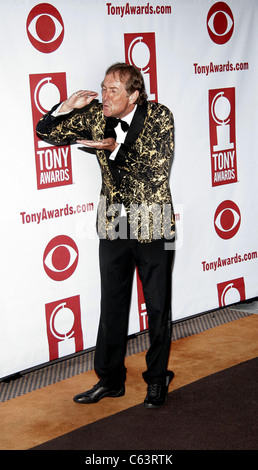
[109,106,136,159]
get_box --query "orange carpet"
[0,314,257,450]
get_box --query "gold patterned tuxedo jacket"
[36,100,175,242]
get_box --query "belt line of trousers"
[94,236,174,387]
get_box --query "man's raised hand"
[60,90,98,113]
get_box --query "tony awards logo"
[217,278,245,307]
[209,87,238,186]
[45,296,83,360]
[29,73,73,189]
[124,32,158,102]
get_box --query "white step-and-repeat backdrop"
[0,0,257,378]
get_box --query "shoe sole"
[144,398,166,409]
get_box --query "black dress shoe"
[73,380,125,404]
[144,372,174,408]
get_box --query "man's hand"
[77,137,118,153]
[60,90,98,113]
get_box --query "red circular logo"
[207,2,234,44]
[214,200,241,239]
[26,3,64,53]
[43,235,79,281]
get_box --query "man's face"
[101,72,137,119]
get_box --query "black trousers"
[94,237,174,387]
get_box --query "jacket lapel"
[124,101,148,146]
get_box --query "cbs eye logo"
[207,2,234,44]
[43,235,79,281]
[214,200,241,239]
[26,3,64,53]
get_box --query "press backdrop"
[0,0,257,378]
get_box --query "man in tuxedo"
[37,63,175,408]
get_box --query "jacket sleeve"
[113,104,174,188]
[36,103,93,146]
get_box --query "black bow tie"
[108,117,130,132]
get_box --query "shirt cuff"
[109,143,121,160]
[51,102,73,117]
